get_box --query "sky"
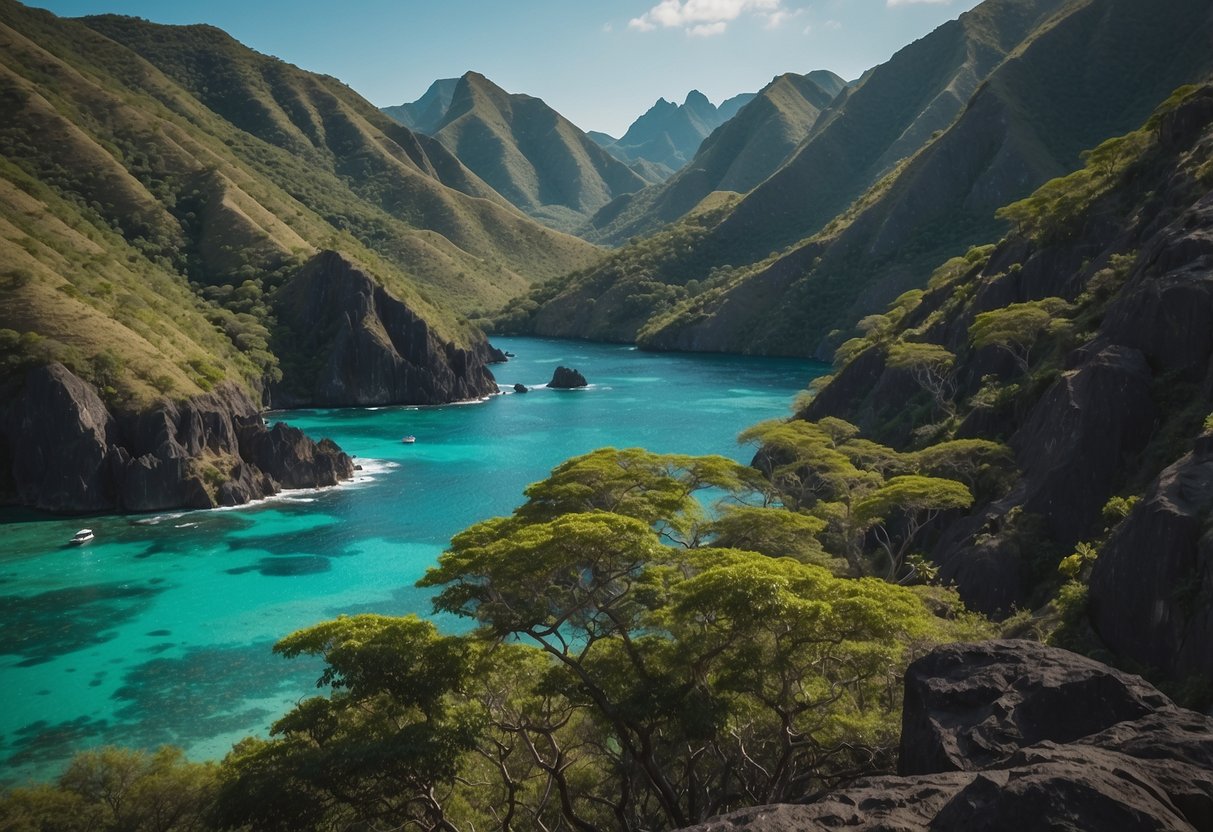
[29,0,984,136]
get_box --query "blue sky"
[30,0,983,136]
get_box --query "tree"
[853,476,973,581]
[705,505,833,567]
[0,746,217,832]
[968,298,1071,374]
[886,342,957,417]
[214,448,989,832]
[910,439,1015,500]
[216,615,480,832]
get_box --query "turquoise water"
[0,337,822,783]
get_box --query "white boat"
[69,529,94,545]
[401,435,416,444]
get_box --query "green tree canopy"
[969,298,1071,373]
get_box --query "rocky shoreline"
[0,362,354,514]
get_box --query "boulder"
[513,383,529,394]
[677,641,1213,832]
[898,640,1173,776]
[548,366,588,389]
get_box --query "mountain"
[382,77,459,134]
[0,1,599,512]
[506,0,1213,356]
[594,89,758,173]
[586,70,845,246]
[641,0,1213,356]
[796,80,1213,686]
[421,71,650,232]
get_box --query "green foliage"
[887,342,958,416]
[853,476,973,581]
[995,129,1151,241]
[214,447,987,832]
[910,439,1015,500]
[217,616,480,832]
[969,298,1072,373]
[1101,495,1140,527]
[0,746,217,832]
[1058,541,1099,581]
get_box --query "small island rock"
[514,383,529,394]
[548,366,588,389]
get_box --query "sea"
[0,337,824,783]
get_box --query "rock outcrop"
[548,366,588,389]
[1088,432,1213,685]
[678,641,1213,831]
[0,363,353,514]
[272,251,500,408]
[513,383,529,394]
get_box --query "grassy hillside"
[426,72,649,233]
[0,1,599,406]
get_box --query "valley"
[2,0,1212,828]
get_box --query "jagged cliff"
[271,251,500,407]
[0,362,352,513]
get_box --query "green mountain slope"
[509,0,1213,357]
[382,77,459,134]
[424,71,649,232]
[586,70,844,246]
[641,0,1213,356]
[0,0,598,410]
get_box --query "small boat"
[69,529,95,545]
[401,435,416,444]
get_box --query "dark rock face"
[678,641,1213,832]
[897,640,1173,776]
[1088,436,1213,684]
[513,383,529,394]
[4,363,117,512]
[548,366,588,389]
[0,363,353,514]
[272,251,499,407]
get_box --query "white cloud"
[763,7,803,29]
[629,0,784,36]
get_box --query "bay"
[0,337,823,783]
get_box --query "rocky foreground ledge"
[680,640,1213,831]
[0,362,353,513]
